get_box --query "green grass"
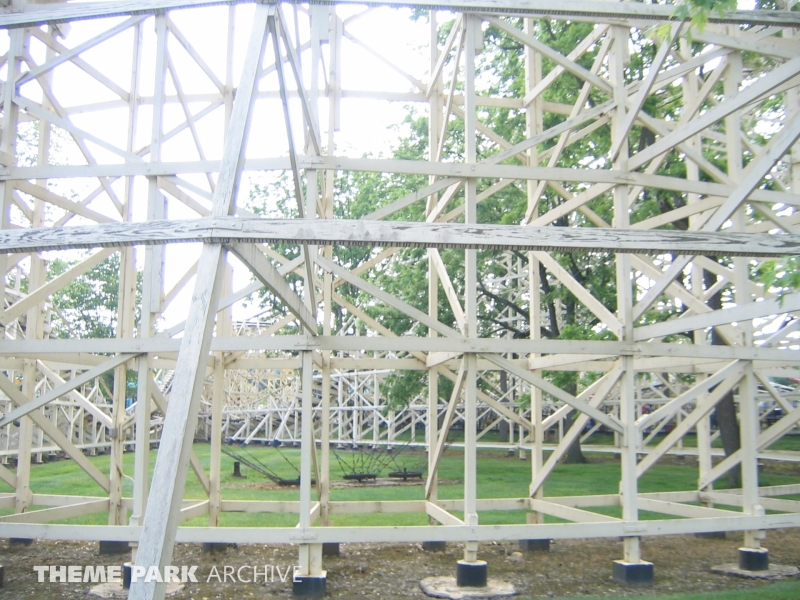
[2,443,799,529]
[3,444,800,600]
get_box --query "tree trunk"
[705,267,741,488]
[561,382,587,464]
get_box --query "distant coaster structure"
[0,1,798,599]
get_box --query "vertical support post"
[524,15,546,538]
[208,3,238,533]
[208,351,224,527]
[611,24,652,586]
[109,12,143,527]
[724,42,765,568]
[295,351,326,597]
[130,7,273,599]
[132,14,166,539]
[679,38,713,507]
[3,27,29,517]
[426,9,442,508]
[455,13,486,589]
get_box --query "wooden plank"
[489,17,612,94]
[637,498,736,519]
[148,377,211,496]
[4,0,796,29]
[1,334,798,362]
[0,353,136,428]
[0,462,17,488]
[17,16,145,86]
[130,6,272,599]
[2,511,799,545]
[0,374,111,492]
[37,361,114,429]
[1,248,116,326]
[486,354,624,434]
[228,242,317,334]
[426,501,464,526]
[0,499,108,523]
[638,371,744,479]
[530,499,620,523]
[629,54,800,172]
[636,360,742,431]
[3,217,799,256]
[178,500,209,523]
[15,180,117,224]
[635,293,800,341]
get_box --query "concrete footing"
[322,542,340,556]
[456,560,487,588]
[99,541,129,555]
[292,572,327,598]
[202,542,229,553]
[89,580,184,598]
[422,541,447,552]
[612,560,654,586]
[420,575,516,599]
[519,539,550,552]
[739,547,769,571]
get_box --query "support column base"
[123,562,132,590]
[612,560,654,586]
[9,538,33,546]
[292,572,327,598]
[98,540,129,555]
[456,560,487,588]
[422,541,446,552]
[322,543,340,556]
[202,542,230,553]
[519,539,550,552]
[739,547,769,571]
[0,564,4,588]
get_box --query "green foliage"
[758,256,800,303]
[672,0,738,34]
[49,253,141,339]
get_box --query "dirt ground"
[3,528,800,599]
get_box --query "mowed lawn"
[2,443,799,600]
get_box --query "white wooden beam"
[3,0,796,29]
[3,217,799,257]
[0,353,136,429]
[130,6,273,599]
[228,242,317,334]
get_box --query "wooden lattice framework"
[0,1,799,598]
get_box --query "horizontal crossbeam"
[2,0,798,28]
[2,217,798,257]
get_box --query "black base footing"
[739,547,769,571]
[695,531,726,539]
[322,543,340,556]
[99,540,129,555]
[0,564,4,588]
[9,538,33,546]
[123,563,132,590]
[422,541,447,552]
[456,560,488,588]
[292,573,326,598]
[612,560,654,586]
[202,542,229,553]
[519,539,550,552]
